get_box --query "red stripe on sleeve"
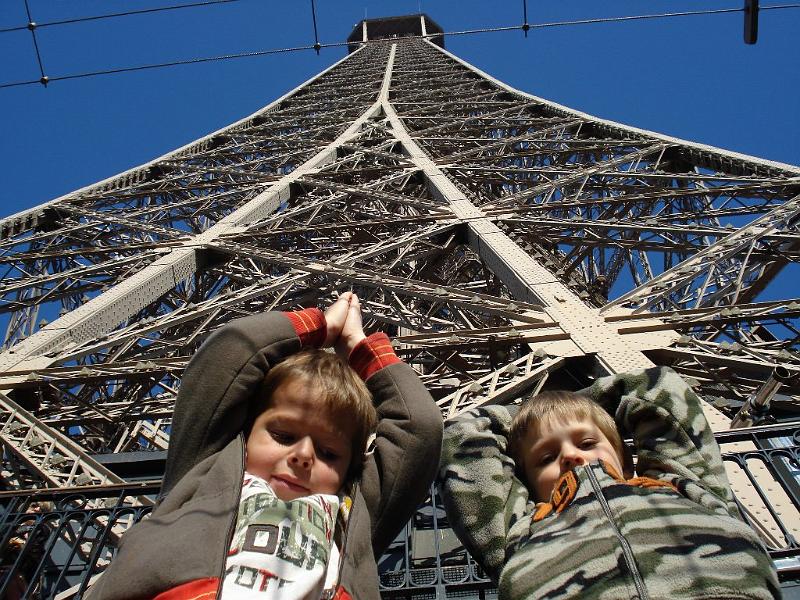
[283,308,327,348]
[348,332,401,381]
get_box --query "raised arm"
[163,294,354,495]
[438,405,530,583]
[338,295,444,557]
[583,366,739,517]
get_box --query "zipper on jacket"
[585,465,649,600]
[215,435,247,600]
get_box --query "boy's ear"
[364,432,377,457]
[342,432,377,490]
[364,431,378,457]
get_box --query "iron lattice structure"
[1,17,800,598]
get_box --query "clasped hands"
[323,292,367,359]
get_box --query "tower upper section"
[346,14,444,52]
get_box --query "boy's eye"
[537,454,555,466]
[580,439,597,449]
[317,446,340,461]
[269,430,295,444]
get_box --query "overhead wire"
[521,0,530,37]
[0,0,245,34]
[0,42,354,89]
[444,5,799,37]
[310,0,322,54]
[2,4,799,91]
[22,0,46,82]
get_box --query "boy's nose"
[289,438,314,469]
[560,448,586,471]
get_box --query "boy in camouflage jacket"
[439,366,780,599]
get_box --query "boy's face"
[246,377,354,501]
[521,417,624,502]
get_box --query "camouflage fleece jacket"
[439,366,780,600]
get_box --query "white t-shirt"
[222,473,341,599]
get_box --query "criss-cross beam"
[603,193,800,314]
[0,44,396,488]
[0,44,389,375]
[386,42,662,378]
[386,39,799,547]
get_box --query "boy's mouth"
[270,475,309,495]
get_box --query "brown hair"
[509,390,628,481]
[251,349,377,484]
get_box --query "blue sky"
[1,0,798,216]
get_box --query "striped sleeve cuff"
[283,308,326,348]
[349,332,401,381]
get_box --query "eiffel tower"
[1,14,798,598]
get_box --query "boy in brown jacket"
[88,293,442,599]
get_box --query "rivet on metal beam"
[467,382,484,394]
[74,473,94,486]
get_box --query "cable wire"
[0,43,348,89]
[0,0,245,34]
[22,0,46,81]
[445,4,799,37]
[2,4,799,90]
[310,0,321,54]
[522,0,530,37]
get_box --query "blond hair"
[252,349,377,484]
[509,390,626,480]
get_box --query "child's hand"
[336,293,367,358]
[323,292,353,347]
